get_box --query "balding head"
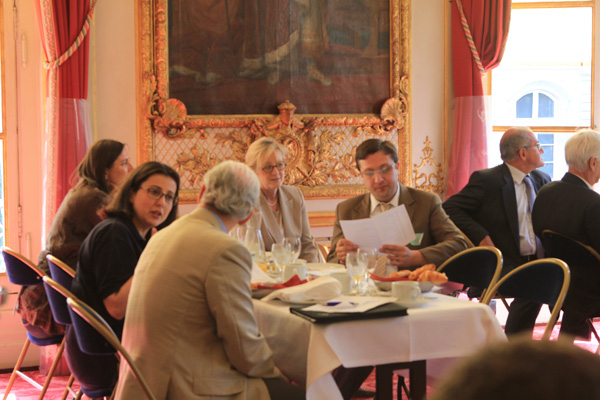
[499,127,545,173]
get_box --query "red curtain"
[35,1,93,234]
[446,0,511,197]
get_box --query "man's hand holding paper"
[339,205,416,248]
[339,205,424,269]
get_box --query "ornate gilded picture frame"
[137,0,411,203]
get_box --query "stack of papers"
[302,295,394,313]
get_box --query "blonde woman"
[245,137,318,262]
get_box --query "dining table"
[253,292,506,400]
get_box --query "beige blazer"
[115,207,281,400]
[258,185,319,262]
[327,185,468,267]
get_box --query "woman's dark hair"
[106,161,180,230]
[75,139,126,193]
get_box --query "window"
[489,1,594,181]
[516,92,554,119]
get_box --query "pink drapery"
[446,0,511,197]
[35,0,94,235]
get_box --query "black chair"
[541,230,600,349]
[437,246,503,303]
[47,254,76,290]
[482,258,570,340]
[42,273,83,400]
[43,275,116,399]
[67,296,158,400]
[1,247,65,400]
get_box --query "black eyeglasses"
[523,142,542,150]
[260,162,286,173]
[140,186,177,205]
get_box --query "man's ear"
[197,185,206,203]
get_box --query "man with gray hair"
[443,127,551,335]
[115,161,304,400]
[533,129,600,339]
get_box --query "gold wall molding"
[137,0,412,203]
[413,136,444,196]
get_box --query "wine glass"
[346,252,366,295]
[229,225,247,242]
[244,228,266,264]
[283,237,301,263]
[271,243,292,280]
[357,247,378,294]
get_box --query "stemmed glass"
[244,228,266,265]
[283,237,301,263]
[346,252,367,295]
[271,243,293,280]
[229,225,247,242]
[357,247,378,294]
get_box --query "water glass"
[346,252,367,295]
[357,247,378,293]
[244,228,266,264]
[283,236,301,263]
[271,243,293,280]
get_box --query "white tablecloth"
[253,293,506,400]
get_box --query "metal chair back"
[67,297,157,400]
[437,246,503,303]
[483,258,570,340]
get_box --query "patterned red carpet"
[1,322,599,400]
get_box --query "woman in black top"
[67,161,180,397]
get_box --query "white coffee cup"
[330,272,352,294]
[392,281,421,303]
[283,263,307,281]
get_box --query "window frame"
[490,0,595,168]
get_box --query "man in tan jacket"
[115,161,304,400]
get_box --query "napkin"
[261,276,342,303]
[254,275,307,290]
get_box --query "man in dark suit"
[533,129,600,339]
[443,127,551,335]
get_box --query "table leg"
[375,360,427,400]
[409,360,427,400]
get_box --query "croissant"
[408,263,435,281]
[417,270,449,284]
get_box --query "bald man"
[443,127,551,335]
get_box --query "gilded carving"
[413,136,445,196]
[137,0,411,202]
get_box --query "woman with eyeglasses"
[17,140,133,340]
[245,137,318,262]
[67,161,180,398]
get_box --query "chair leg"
[37,337,67,400]
[396,375,411,399]
[2,338,31,400]
[586,319,600,354]
[61,374,81,400]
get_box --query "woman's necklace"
[265,191,279,208]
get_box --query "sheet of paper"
[303,295,394,313]
[372,205,416,246]
[339,219,383,248]
[339,205,416,248]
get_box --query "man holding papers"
[326,139,467,399]
[327,139,468,274]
